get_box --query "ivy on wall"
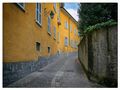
[80,19,117,36]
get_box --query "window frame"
[36,42,41,51]
[65,21,68,29]
[64,37,68,46]
[66,21,68,29]
[17,3,25,11]
[36,3,42,26]
[48,47,51,53]
[53,3,57,12]
[58,8,60,18]
[54,26,56,40]
[47,16,51,35]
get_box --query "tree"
[78,3,117,35]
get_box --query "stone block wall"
[78,36,88,71]
[78,26,117,87]
[3,52,76,87]
[3,54,57,87]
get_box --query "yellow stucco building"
[3,3,80,86]
[3,3,80,63]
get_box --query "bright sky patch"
[64,3,79,21]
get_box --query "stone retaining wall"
[78,26,117,87]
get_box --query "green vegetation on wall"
[83,19,117,35]
[77,3,117,36]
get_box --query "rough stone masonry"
[78,26,118,87]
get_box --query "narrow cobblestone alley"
[8,52,104,88]
[3,3,118,88]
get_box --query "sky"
[64,3,79,21]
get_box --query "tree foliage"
[78,3,117,35]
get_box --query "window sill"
[65,45,68,47]
[16,3,25,12]
[54,37,56,40]
[53,7,56,13]
[48,31,51,36]
[36,21,42,27]
[36,50,41,52]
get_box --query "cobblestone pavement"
[8,52,104,88]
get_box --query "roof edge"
[60,6,78,25]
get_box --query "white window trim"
[66,21,67,29]
[54,26,56,40]
[64,37,68,46]
[17,3,25,10]
[47,16,51,35]
[53,3,57,12]
[36,3,42,26]
[58,8,60,18]
[67,21,68,29]
[65,21,68,29]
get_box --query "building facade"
[3,3,80,62]
[3,3,80,86]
